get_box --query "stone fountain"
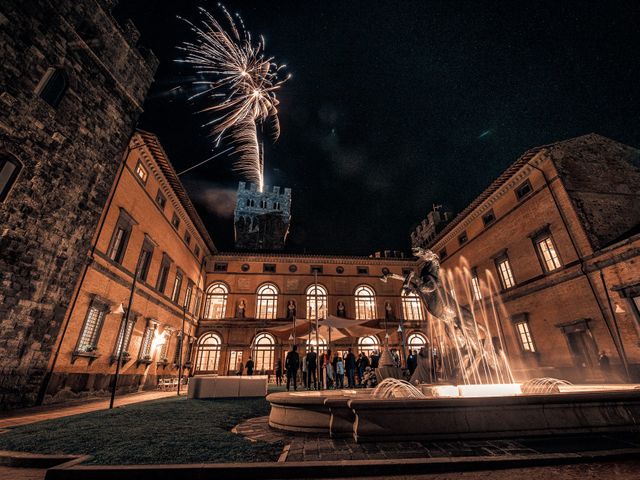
[267,248,640,442]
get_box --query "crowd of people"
[280,345,389,391]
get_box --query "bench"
[187,375,268,399]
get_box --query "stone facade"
[426,134,640,383]
[41,131,215,403]
[234,182,292,251]
[0,0,156,408]
[196,253,421,376]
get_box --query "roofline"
[213,251,417,263]
[426,134,601,248]
[133,130,217,253]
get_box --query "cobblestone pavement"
[234,416,640,463]
[0,390,177,429]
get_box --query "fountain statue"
[381,246,510,385]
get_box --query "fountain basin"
[267,386,640,442]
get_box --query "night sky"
[114,1,640,255]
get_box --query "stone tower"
[0,0,157,408]
[234,182,292,250]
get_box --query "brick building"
[196,252,424,376]
[39,131,216,402]
[0,0,157,408]
[426,134,640,382]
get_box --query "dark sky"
[114,1,640,255]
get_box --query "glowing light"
[177,5,289,192]
[457,383,522,397]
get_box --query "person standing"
[598,350,611,378]
[370,350,380,369]
[275,359,283,386]
[407,350,417,376]
[306,346,318,390]
[335,355,345,388]
[301,351,307,388]
[285,345,300,391]
[236,360,244,376]
[246,357,254,376]
[345,348,357,388]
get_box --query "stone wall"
[0,0,156,408]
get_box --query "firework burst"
[177,5,290,191]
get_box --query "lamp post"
[177,303,186,396]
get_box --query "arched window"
[204,283,228,319]
[306,284,328,320]
[253,332,275,372]
[402,290,424,321]
[308,334,327,355]
[407,332,428,352]
[195,332,222,372]
[0,155,22,203]
[256,283,278,319]
[354,285,376,320]
[37,67,68,108]
[358,335,380,357]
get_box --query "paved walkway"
[0,390,177,429]
[234,416,640,463]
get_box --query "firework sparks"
[177,5,290,191]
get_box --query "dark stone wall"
[550,134,640,250]
[0,0,157,408]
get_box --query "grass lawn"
[0,395,282,465]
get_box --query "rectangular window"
[263,263,276,273]
[107,210,134,265]
[139,324,156,360]
[482,209,496,227]
[113,315,136,358]
[137,240,154,282]
[171,270,183,303]
[311,265,324,274]
[515,321,536,352]
[155,190,166,210]
[496,256,515,289]
[214,262,228,272]
[135,161,148,184]
[471,269,482,301]
[184,231,191,246]
[438,248,447,260]
[357,266,369,275]
[458,232,468,245]
[156,254,171,293]
[536,235,562,272]
[173,335,183,365]
[184,280,194,310]
[515,179,532,201]
[159,335,170,362]
[193,289,202,316]
[195,245,201,258]
[76,300,107,353]
[171,213,181,230]
[402,268,413,276]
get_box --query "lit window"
[402,290,424,321]
[171,270,183,303]
[496,256,515,289]
[471,270,482,301]
[195,332,222,372]
[536,236,562,272]
[256,283,279,319]
[204,283,228,319]
[407,332,428,351]
[37,67,68,108]
[358,335,380,357]
[139,324,157,360]
[354,285,376,320]
[306,284,328,320]
[0,155,22,202]
[308,335,327,354]
[515,321,535,352]
[253,332,275,372]
[76,301,107,353]
[135,162,148,184]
